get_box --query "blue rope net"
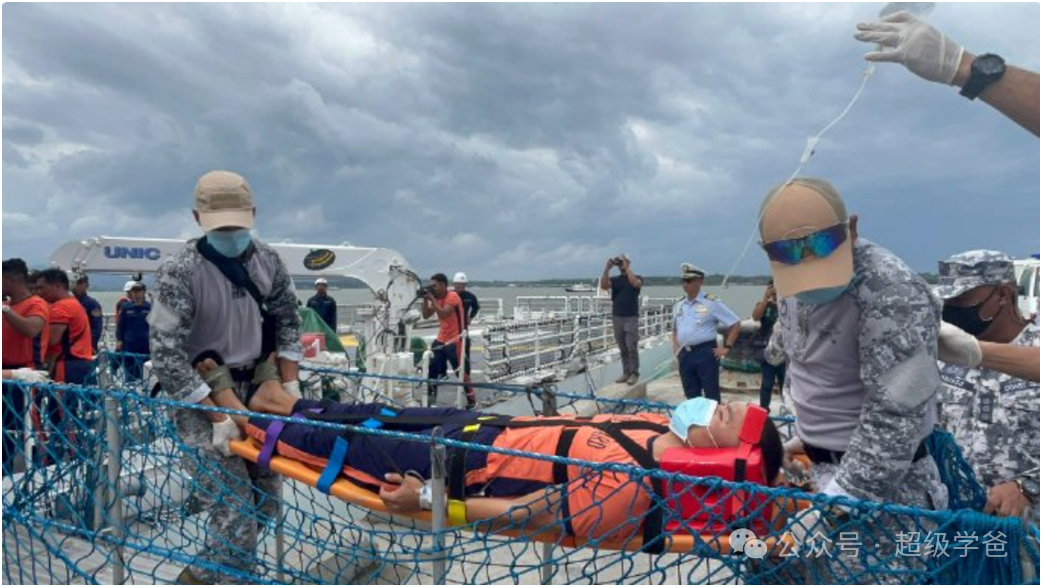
[2,353,1038,585]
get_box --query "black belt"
[679,341,715,354]
[229,365,256,383]
[804,440,929,466]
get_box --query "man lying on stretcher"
[196,355,783,543]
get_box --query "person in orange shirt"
[3,259,51,474]
[35,269,94,384]
[421,273,468,408]
[35,268,95,463]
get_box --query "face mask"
[207,229,252,258]
[942,288,998,337]
[795,279,851,305]
[670,398,719,446]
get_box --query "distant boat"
[564,283,597,293]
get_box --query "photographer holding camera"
[421,273,470,408]
[599,254,643,385]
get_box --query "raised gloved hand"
[855,11,964,84]
[938,321,983,368]
[211,417,242,457]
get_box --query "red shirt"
[2,295,50,367]
[47,297,93,363]
[435,291,465,345]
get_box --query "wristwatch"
[1014,476,1039,504]
[960,53,1006,100]
[418,482,433,510]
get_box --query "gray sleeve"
[266,254,302,361]
[148,255,210,404]
[835,281,941,502]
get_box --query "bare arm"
[379,474,562,531]
[463,489,563,532]
[2,311,45,339]
[47,324,67,358]
[724,322,741,348]
[421,297,436,319]
[715,322,741,359]
[979,342,1041,383]
[621,259,642,289]
[599,259,612,291]
[432,299,457,319]
[953,52,1040,137]
[754,302,771,321]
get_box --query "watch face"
[975,54,1005,76]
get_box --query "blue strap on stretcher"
[317,407,398,494]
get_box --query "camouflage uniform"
[150,238,301,583]
[764,239,947,583]
[767,239,947,507]
[935,250,1040,522]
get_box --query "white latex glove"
[938,321,983,368]
[211,417,242,457]
[10,368,49,384]
[282,380,302,399]
[854,12,964,84]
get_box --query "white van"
[1015,254,1040,321]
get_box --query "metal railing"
[481,307,673,381]
[513,295,678,321]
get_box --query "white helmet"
[123,280,137,293]
[315,277,328,286]
[453,272,468,284]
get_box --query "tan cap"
[758,178,852,298]
[194,170,255,231]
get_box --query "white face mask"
[670,398,719,447]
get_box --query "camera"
[611,256,626,267]
[416,284,437,298]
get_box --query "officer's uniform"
[672,265,739,401]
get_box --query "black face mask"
[942,289,998,337]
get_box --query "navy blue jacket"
[306,294,339,331]
[117,301,152,354]
[77,294,104,352]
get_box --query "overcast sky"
[3,2,1039,281]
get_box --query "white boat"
[564,282,597,293]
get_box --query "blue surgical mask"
[795,279,851,305]
[670,398,719,445]
[207,229,253,258]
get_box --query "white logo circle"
[745,538,769,560]
[729,528,755,553]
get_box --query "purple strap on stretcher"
[257,408,321,471]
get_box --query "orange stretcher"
[229,437,809,554]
